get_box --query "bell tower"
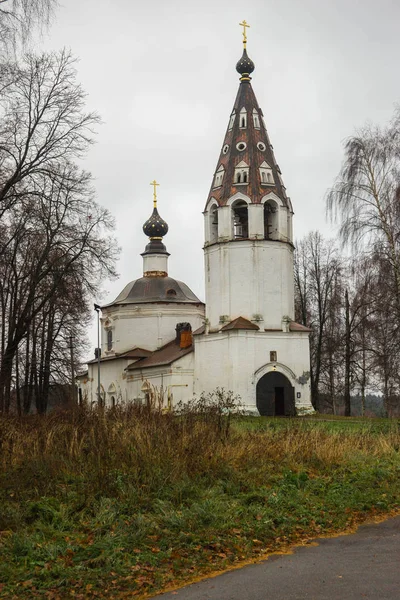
[203,23,294,331]
[195,23,313,415]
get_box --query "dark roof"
[103,276,203,307]
[220,316,259,331]
[289,322,312,333]
[193,324,205,335]
[263,322,312,333]
[87,347,151,365]
[126,339,193,371]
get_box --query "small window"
[253,111,260,129]
[107,329,113,351]
[270,351,277,362]
[228,113,235,130]
[222,144,229,154]
[267,173,273,183]
[166,289,177,297]
[257,142,266,151]
[261,172,267,183]
[236,142,247,151]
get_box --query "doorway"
[256,372,295,416]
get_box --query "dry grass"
[0,405,399,598]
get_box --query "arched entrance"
[256,372,295,416]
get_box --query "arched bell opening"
[232,200,248,239]
[209,204,218,243]
[256,371,296,416]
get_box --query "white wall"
[194,329,312,412]
[204,240,295,330]
[101,302,205,354]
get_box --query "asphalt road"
[154,515,400,600]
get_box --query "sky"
[40,0,400,355]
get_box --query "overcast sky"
[41,0,400,353]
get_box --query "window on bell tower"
[234,161,249,185]
[210,205,218,243]
[228,112,236,130]
[253,109,260,129]
[213,165,225,188]
[232,200,248,239]
[239,107,247,128]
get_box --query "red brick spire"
[206,46,290,210]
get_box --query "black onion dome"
[236,48,255,76]
[143,207,169,239]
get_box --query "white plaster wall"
[101,303,205,354]
[204,240,295,330]
[83,357,134,406]
[248,204,264,238]
[142,254,168,274]
[194,330,312,412]
[81,353,195,408]
[126,353,195,407]
[217,206,231,241]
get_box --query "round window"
[257,142,266,151]
[222,144,229,154]
[236,142,247,151]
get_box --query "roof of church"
[87,347,152,364]
[103,276,203,307]
[126,338,193,371]
[289,322,312,333]
[206,44,290,209]
[220,316,260,331]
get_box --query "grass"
[0,404,399,599]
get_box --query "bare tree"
[0,0,56,55]
[0,50,119,413]
[295,232,342,410]
[327,109,400,316]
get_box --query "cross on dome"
[150,179,159,208]
[239,20,250,47]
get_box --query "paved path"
[155,516,400,600]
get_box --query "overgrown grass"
[0,406,399,599]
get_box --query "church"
[77,25,313,416]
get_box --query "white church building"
[77,33,313,415]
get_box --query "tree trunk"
[344,288,351,417]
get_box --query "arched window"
[239,107,247,128]
[236,172,242,184]
[243,171,248,183]
[210,205,218,243]
[261,172,267,183]
[232,201,248,239]
[267,173,272,183]
[253,110,260,129]
[107,329,113,351]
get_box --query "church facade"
[77,34,313,415]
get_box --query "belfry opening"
[256,372,296,416]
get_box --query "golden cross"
[150,180,159,207]
[239,20,250,46]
